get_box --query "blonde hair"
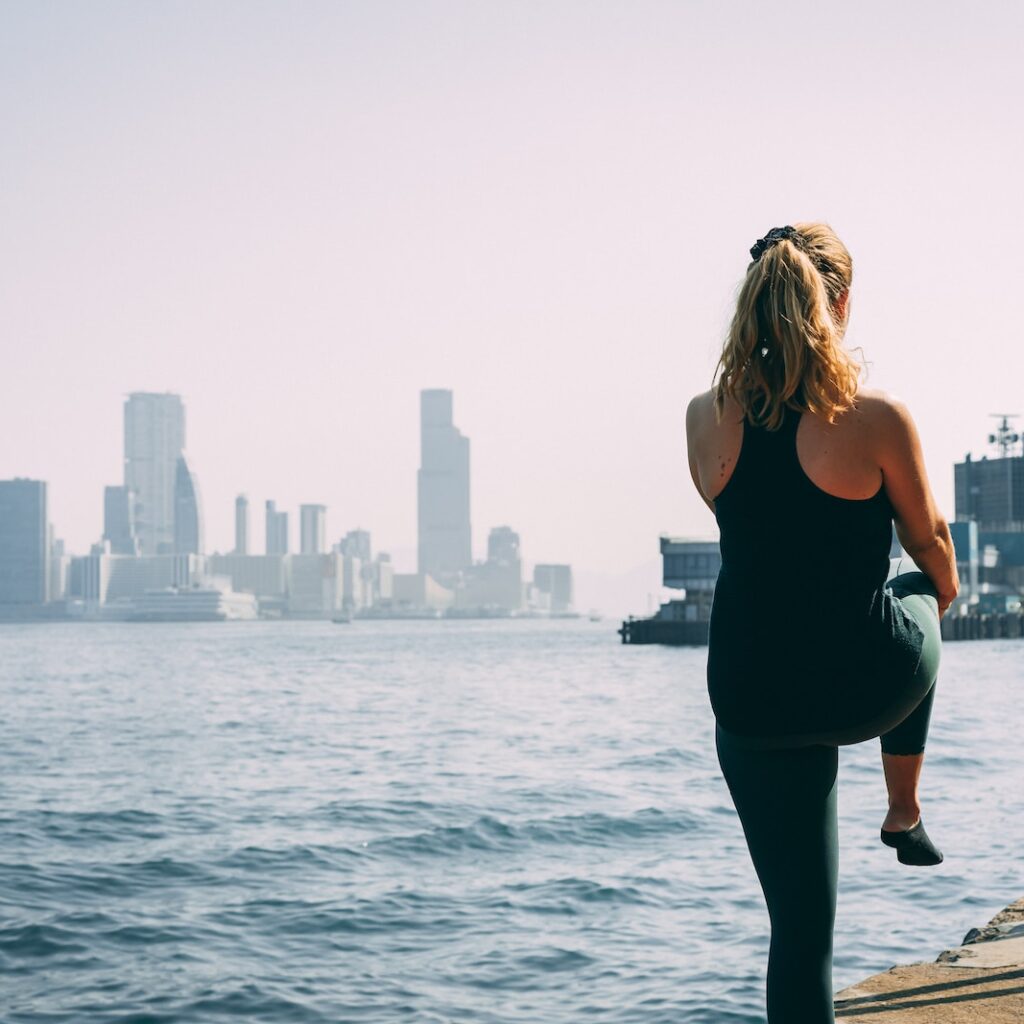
[712,221,866,429]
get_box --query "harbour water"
[1,620,1020,1023]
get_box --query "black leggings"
[713,558,942,1022]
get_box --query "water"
[0,620,1020,1023]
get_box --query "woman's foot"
[881,805,921,833]
[880,817,944,865]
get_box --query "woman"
[684,222,960,1023]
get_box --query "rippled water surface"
[0,620,1020,1022]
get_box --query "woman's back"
[712,391,893,592]
[702,390,927,743]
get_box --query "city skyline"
[0,383,578,617]
[11,385,588,574]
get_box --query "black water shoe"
[880,818,944,866]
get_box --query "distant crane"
[987,414,1022,458]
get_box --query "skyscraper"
[0,479,49,604]
[266,500,289,555]
[487,525,520,564]
[234,494,249,555]
[173,455,203,555]
[103,484,139,555]
[124,392,186,555]
[533,564,574,613]
[300,504,327,554]
[417,389,471,579]
[339,528,372,561]
[954,423,1024,530]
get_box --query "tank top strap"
[744,401,801,442]
[737,401,804,485]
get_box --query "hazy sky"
[3,1,1023,606]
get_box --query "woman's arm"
[875,395,961,616]
[686,393,717,516]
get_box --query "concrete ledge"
[834,898,1024,1022]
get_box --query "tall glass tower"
[300,504,327,554]
[173,455,203,555]
[124,392,186,555]
[103,485,139,555]
[234,494,249,555]
[266,500,289,555]
[0,478,49,604]
[417,389,471,579]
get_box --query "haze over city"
[3,1,1023,615]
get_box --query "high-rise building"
[173,455,203,555]
[456,525,522,611]
[954,423,1024,530]
[103,484,139,555]
[417,389,471,579]
[533,564,574,613]
[300,504,327,554]
[49,534,70,602]
[338,528,372,561]
[124,392,186,555]
[266,500,289,555]
[0,479,50,604]
[234,495,249,555]
[488,525,520,564]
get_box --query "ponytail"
[712,221,865,429]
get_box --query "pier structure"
[618,536,717,644]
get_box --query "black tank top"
[706,400,926,741]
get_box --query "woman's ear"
[833,288,850,324]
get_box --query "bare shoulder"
[853,386,918,440]
[686,387,740,433]
[686,388,715,418]
[855,386,909,415]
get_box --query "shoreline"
[834,896,1024,1021]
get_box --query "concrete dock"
[834,897,1024,1021]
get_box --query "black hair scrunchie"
[749,225,805,261]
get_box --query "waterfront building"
[339,528,372,562]
[106,553,204,602]
[954,417,1024,530]
[287,552,344,616]
[340,554,364,611]
[373,554,394,604]
[66,551,204,608]
[265,500,289,555]
[335,530,377,607]
[234,495,249,555]
[952,418,1024,594]
[488,525,519,564]
[457,526,522,611]
[949,520,980,602]
[124,392,186,555]
[393,572,454,611]
[0,478,49,605]
[173,455,203,555]
[49,536,70,602]
[533,563,573,613]
[661,537,721,594]
[68,545,112,606]
[208,553,289,601]
[417,389,471,581]
[300,504,327,555]
[103,485,139,555]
